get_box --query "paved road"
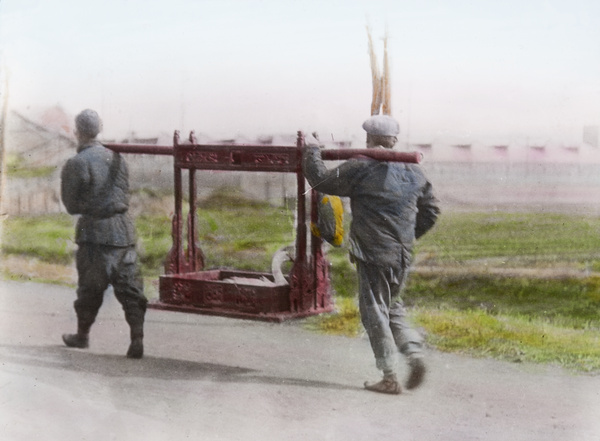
[1,279,599,441]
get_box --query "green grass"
[1,214,74,264]
[403,273,600,328]
[194,188,295,271]
[6,206,600,276]
[3,199,600,371]
[416,211,600,268]
[315,273,600,371]
[308,211,600,371]
[4,153,58,178]
[403,273,600,372]
[413,308,600,371]
[320,247,358,298]
[304,297,361,336]
[0,190,296,279]
[135,214,173,277]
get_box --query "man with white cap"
[60,109,147,359]
[303,114,440,394]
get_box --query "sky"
[1,0,599,145]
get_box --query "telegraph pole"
[0,62,10,220]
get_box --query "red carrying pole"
[320,149,422,163]
[104,144,422,165]
[104,143,173,156]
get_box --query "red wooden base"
[152,269,334,322]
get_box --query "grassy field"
[4,153,57,179]
[416,211,600,270]
[0,214,74,265]
[2,192,600,371]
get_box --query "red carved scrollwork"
[252,153,290,165]
[204,285,224,305]
[171,280,193,303]
[234,287,258,309]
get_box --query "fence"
[1,155,298,216]
[4,156,600,216]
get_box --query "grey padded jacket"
[303,146,440,267]
[61,141,136,246]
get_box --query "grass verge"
[414,308,600,372]
[0,214,74,265]
[304,297,361,337]
[313,272,600,372]
[2,200,600,372]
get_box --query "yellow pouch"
[310,193,344,247]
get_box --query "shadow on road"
[0,344,356,391]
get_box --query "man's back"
[347,160,435,265]
[61,108,146,359]
[303,147,440,267]
[61,141,135,246]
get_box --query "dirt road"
[1,279,599,440]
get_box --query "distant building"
[5,109,76,168]
[4,108,600,214]
[2,109,77,215]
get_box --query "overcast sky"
[1,0,599,144]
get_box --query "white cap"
[362,115,400,136]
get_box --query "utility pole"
[0,62,10,220]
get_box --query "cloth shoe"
[405,357,426,390]
[364,374,402,395]
[62,333,89,349]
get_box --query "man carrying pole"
[303,28,440,394]
[60,109,147,359]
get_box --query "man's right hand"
[304,132,323,148]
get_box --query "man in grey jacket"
[303,115,440,394]
[61,109,147,359]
